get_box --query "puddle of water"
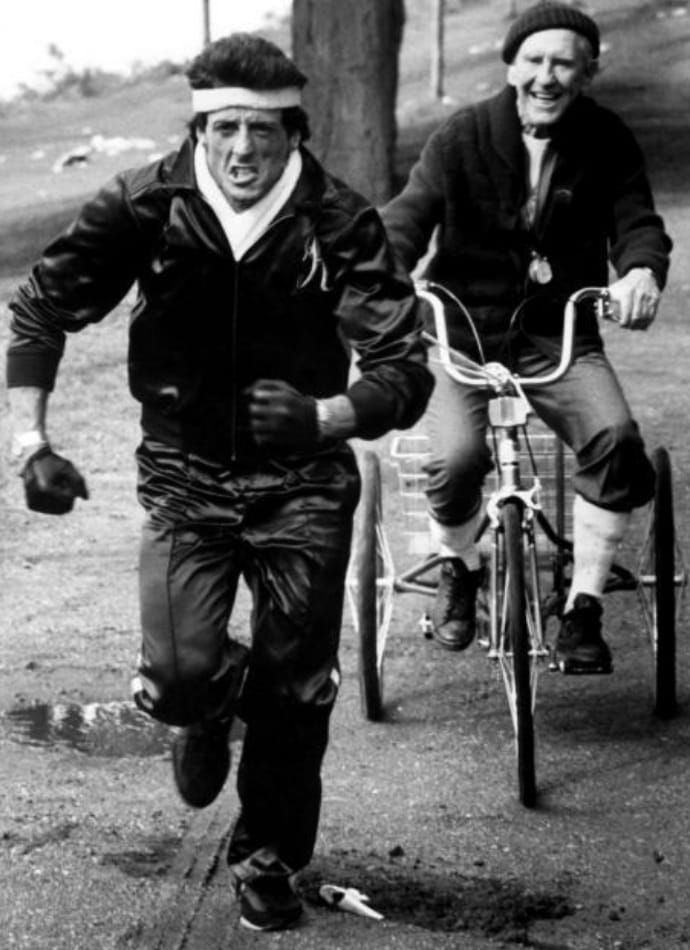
[2,700,246,757]
[2,700,172,756]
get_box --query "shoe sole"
[239,909,302,932]
[432,624,476,652]
[557,657,613,675]
[433,634,474,652]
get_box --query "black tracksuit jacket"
[7,139,433,462]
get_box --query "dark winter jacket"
[381,86,672,359]
[7,140,433,463]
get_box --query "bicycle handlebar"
[416,282,616,391]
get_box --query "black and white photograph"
[1,1,688,947]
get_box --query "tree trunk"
[291,0,405,205]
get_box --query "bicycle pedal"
[556,657,613,676]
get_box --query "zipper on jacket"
[228,209,307,462]
[230,270,239,462]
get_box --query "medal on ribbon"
[528,252,553,285]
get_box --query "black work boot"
[172,642,249,808]
[430,558,481,651]
[555,593,613,674]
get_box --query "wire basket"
[390,425,575,556]
[390,434,432,552]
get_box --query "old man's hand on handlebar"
[608,267,661,330]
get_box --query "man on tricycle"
[382,0,672,672]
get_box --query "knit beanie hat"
[501,1,600,63]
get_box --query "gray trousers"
[424,346,655,525]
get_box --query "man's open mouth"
[529,91,563,110]
[229,166,258,185]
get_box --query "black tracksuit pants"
[132,436,360,873]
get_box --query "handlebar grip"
[595,292,621,323]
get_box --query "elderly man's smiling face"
[198,106,299,212]
[507,28,597,130]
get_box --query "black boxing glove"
[21,446,89,515]
[246,379,319,449]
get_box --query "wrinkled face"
[507,29,596,129]
[198,106,299,211]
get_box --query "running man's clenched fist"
[246,379,319,449]
[21,447,89,515]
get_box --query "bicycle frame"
[415,281,614,657]
[413,284,617,803]
[482,398,550,705]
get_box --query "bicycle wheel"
[502,499,537,807]
[650,447,677,719]
[351,450,393,722]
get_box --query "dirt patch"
[100,834,182,878]
[6,819,79,856]
[301,849,574,942]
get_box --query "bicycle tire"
[354,450,385,722]
[502,499,537,807]
[651,447,677,719]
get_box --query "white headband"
[191,86,302,113]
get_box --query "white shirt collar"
[194,142,303,260]
[522,133,551,191]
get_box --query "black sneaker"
[172,642,249,808]
[238,876,303,932]
[172,719,233,808]
[555,593,613,674]
[430,558,481,651]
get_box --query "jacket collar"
[153,137,334,260]
[165,137,198,189]
[276,146,331,218]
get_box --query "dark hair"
[186,33,310,141]
[187,33,307,90]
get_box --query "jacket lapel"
[239,148,330,266]
[484,86,528,224]
[532,96,595,241]
[157,138,231,255]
